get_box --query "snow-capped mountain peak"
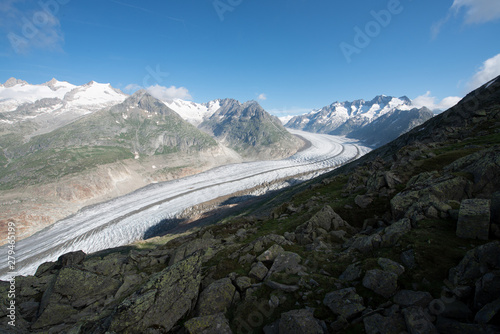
[163,98,222,126]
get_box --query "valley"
[0,129,370,279]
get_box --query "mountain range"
[0,78,303,241]
[285,95,434,146]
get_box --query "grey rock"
[393,290,433,308]
[184,313,233,334]
[256,244,285,263]
[381,218,412,247]
[109,252,203,333]
[402,306,439,334]
[195,278,236,317]
[449,241,500,285]
[249,262,269,281]
[279,309,325,334]
[475,298,500,324]
[474,271,500,309]
[323,287,365,319]
[401,249,417,270]
[348,234,382,253]
[378,258,405,276]
[235,276,252,291]
[339,263,362,282]
[355,195,373,209]
[362,269,398,298]
[456,199,491,240]
[363,313,406,334]
[57,250,86,268]
[265,252,303,280]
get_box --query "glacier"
[0,129,370,280]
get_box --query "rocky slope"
[2,76,499,333]
[285,95,434,147]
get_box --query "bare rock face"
[195,278,236,317]
[109,251,203,333]
[456,199,491,240]
[184,313,233,334]
[323,287,366,320]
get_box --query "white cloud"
[466,53,500,91]
[412,92,462,112]
[146,84,192,101]
[451,0,500,24]
[432,0,500,38]
[257,93,267,101]
[124,84,142,92]
[1,1,65,54]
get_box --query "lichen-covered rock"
[235,276,252,291]
[339,263,362,282]
[265,252,304,280]
[109,251,203,333]
[195,278,236,317]
[184,313,233,334]
[474,271,500,309]
[362,269,398,298]
[475,298,500,325]
[295,205,355,245]
[323,287,365,320]
[279,309,325,334]
[378,258,405,276]
[32,266,122,329]
[449,241,500,285]
[256,244,285,263]
[169,238,221,265]
[249,262,269,281]
[393,290,433,308]
[381,218,411,247]
[363,313,406,334]
[456,199,491,240]
[402,306,439,334]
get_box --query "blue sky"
[1,0,499,116]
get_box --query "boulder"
[363,313,406,334]
[109,252,203,333]
[475,298,500,325]
[456,199,491,240]
[362,269,398,298]
[381,218,411,247]
[323,287,365,320]
[474,271,500,309]
[235,276,252,291]
[295,206,355,245]
[440,300,473,320]
[184,313,233,334]
[249,262,269,282]
[449,241,500,285]
[195,278,236,317]
[265,281,299,293]
[265,252,304,280]
[279,309,325,334]
[57,251,86,268]
[355,195,373,209]
[256,244,285,263]
[339,263,362,282]
[393,290,433,308]
[401,249,417,270]
[378,258,405,276]
[402,306,439,334]
[33,267,122,329]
